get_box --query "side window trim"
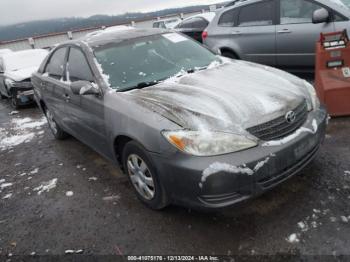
[237,0,276,27]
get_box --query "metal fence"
[0,5,218,51]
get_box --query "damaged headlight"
[5,79,14,87]
[303,80,320,111]
[162,130,257,156]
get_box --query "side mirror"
[70,81,100,96]
[312,8,330,24]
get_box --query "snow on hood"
[5,66,39,82]
[126,59,311,135]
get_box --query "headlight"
[162,130,257,156]
[303,80,320,111]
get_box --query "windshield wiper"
[120,80,162,92]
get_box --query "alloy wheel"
[127,154,155,200]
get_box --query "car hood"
[126,59,312,135]
[5,66,38,82]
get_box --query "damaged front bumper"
[12,83,35,105]
[150,106,328,209]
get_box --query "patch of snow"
[0,179,5,184]
[0,183,13,190]
[9,111,19,115]
[93,58,111,87]
[65,249,83,254]
[103,195,121,202]
[340,216,349,223]
[30,168,39,174]
[344,171,350,176]
[263,119,318,147]
[33,178,57,195]
[286,233,299,244]
[200,155,273,188]
[2,193,12,199]
[88,177,98,181]
[66,191,74,197]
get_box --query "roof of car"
[184,12,216,22]
[71,27,168,48]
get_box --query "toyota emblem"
[285,111,296,123]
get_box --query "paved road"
[0,98,350,258]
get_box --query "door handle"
[278,29,292,34]
[232,31,241,35]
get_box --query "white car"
[152,18,181,29]
[0,49,48,109]
[0,49,12,55]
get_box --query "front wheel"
[45,107,68,140]
[122,141,169,210]
[10,89,20,109]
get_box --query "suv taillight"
[202,31,208,41]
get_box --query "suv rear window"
[238,1,274,27]
[218,9,238,27]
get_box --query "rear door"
[41,47,69,128]
[276,0,335,69]
[233,0,277,66]
[65,47,108,155]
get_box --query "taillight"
[202,31,208,41]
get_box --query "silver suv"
[204,0,350,71]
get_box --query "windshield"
[4,50,48,72]
[331,0,350,8]
[94,33,220,91]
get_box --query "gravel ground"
[0,96,350,259]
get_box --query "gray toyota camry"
[32,28,327,210]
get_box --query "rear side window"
[191,17,209,29]
[238,1,274,27]
[67,48,94,82]
[177,19,194,29]
[45,48,67,80]
[218,8,238,27]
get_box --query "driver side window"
[67,47,94,83]
[280,0,323,24]
[44,47,67,80]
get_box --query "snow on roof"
[2,49,48,72]
[0,49,12,55]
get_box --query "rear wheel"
[122,141,169,210]
[221,50,238,59]
[45,107,68,140]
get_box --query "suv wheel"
[221,51,238,59]
[122,141,169,210]
[45,108,68,140]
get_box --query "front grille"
[257,144,319,189]
[247,100,308,141]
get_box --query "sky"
[0,0,221,26]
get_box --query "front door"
[276,0,335,69]
[65,47,108,156]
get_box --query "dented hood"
[127,60,312,133]
[5,66,38,82]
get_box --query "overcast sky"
[0,0,220,26]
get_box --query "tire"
[221,51,238,59]
[10,89,20,110]
[122,141,169,210]
[44,107,68,140]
